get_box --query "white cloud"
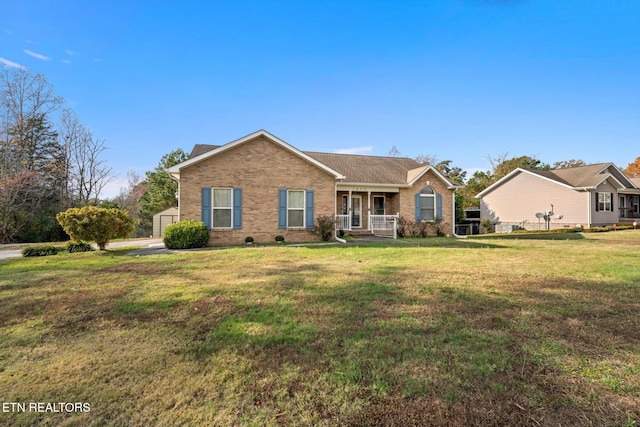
[0,57,25,69]
[65,49,77,56]
[333,146,374,155]
[62,59,71,64]
[24,49,51,60]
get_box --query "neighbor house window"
[213,188,232,228]
[287,190,305,227]
[420,187,436,221]
[597,192,612,212]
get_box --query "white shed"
[153,207,179,237]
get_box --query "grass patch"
[0,232,639,425]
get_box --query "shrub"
[396,217,409,238]
[481,219,493,234]
[275,235,285,243]
[163,220,209,249]
[22,244,60,257]
[429,218,449,237]
[313,214,336,241]
[57,206,135,250]
[67,241,93,253]
[245,236,254,244]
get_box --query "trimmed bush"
[22,244,60,257]
[57,206,135,250]
[67,241,93,253]
[163,220,209,249]
[275,235,285,243]
[245,236,254,244]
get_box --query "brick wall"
[179,136,336,245]
[399,170,455,236]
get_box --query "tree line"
[2,67,638,243]
[0,69,113,242]
[390,146,640,217]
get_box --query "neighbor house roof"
[477,162,636,198]
[180,131,461,188]
[525,163,632,188]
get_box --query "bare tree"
[60,110,113,206]
[113,170,146,220]
[0,69,64,242]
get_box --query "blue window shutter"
[436,193,443,220]
[305,190,314,229]
[201,187,211,229]
[233,188,242,229]
[278,189,287,229]
[415,193,421,221]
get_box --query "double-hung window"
[213,188,233,228]
[597,192,612,212]
[201,187,242,229]
[287,190,305,227]
[420,187,436,221]
[278,189,314,229]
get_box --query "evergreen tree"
[138,149,187,233]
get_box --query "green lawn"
[1,231,639,426]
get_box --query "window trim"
[287,189,306,228]
[597,192,612,212]
[419,187,436,222]
[212,187,233,229]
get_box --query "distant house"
[477,163,640,231]
[152,206,178,237]
[166,130,462,245]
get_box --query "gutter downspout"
[168,173,181,219]
[452,191,467,239]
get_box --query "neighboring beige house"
[152,206,179,237]
[167,129,462,245]
[477,163,640,231]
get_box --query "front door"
[352,196,362,228]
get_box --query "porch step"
[346,230,374,236]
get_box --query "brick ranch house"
[167,130,462,245]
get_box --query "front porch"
[335,189,399,238]
[618,193,640,221]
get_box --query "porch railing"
[369,214,398,239]
[619,208,640,219]
[335,215,351,231]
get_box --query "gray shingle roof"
[304,152,421,184]
[187,143,433,185]
[526,163,614,188]
[189,144,219,159]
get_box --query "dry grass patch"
[0,232,639,426]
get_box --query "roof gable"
[173,130,461,188]
[477,162,635,198]
[168,130,346,179]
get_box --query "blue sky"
[1,0,639,197]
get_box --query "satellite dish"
[535,212,545,219]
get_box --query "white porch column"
[367,191,371,231]
[348,190,352,229]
